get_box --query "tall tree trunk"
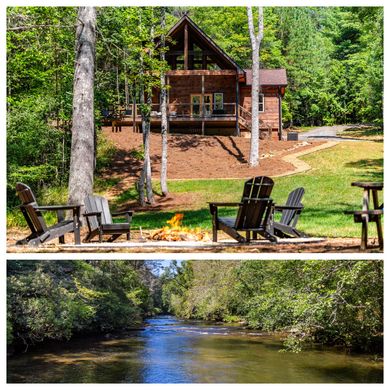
[68,7,96,209]
[138,86,154,206]
[136,8,155,206]
[138,82,146,206]
[144,91,154,204]
[160,8,169,196]
[116,51,120,105]
[124,54,129,108]
[247,6,263,167]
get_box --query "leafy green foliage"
[162,260,383,353]
[185,6,383,126]
[6,6,383,212]
[7,260,160,349]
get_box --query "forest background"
[6,6,383,204]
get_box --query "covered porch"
[108,69,247,135]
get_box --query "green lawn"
[8,141,383,239]
[337,125,383,141]
[128,141,383,238]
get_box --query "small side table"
[351,182,383,250]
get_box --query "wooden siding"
[152,75,239,119]
[240,86,280,130]
[149,80,282,133]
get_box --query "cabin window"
[207,57,220,70]
[191,94,212,117]
[203,95,212,116]
[191,95,201,116]
[176,54,184,70]
[192,44,203,69]
[259,93,265,113]
[213,93,224,111]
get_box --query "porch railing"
[103,103,238,123]
[116,103,237,118]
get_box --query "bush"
[7,261,154,349]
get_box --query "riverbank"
[7,316,383,384]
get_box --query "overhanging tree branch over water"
[7,260,383,354]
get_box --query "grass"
[337,125,383,141]
[8,140,383,239]
[129,141,383,238]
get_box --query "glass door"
[203,94,212,116]
[191,95,201,117]
[191,94,212,117]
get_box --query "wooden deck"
[112,114,240,134]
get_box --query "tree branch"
[7,24,76,31]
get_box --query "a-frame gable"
[167,15,244,73]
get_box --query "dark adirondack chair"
[15,182,81,246]
[83,195,134,242]
[270,187,306,238]
[209,176,276,243]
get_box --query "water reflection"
[7,315,383,383]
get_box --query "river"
[7,315,383,383]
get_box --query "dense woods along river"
[7,316,383,383]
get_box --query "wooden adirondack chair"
[209,176,276,243]
[15,182,81,246]
[270,187,306,238]
[83,195,134,242]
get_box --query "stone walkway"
[275,141,339,177]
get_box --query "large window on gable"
[259,93,265,113]
[192,44,203,70]
[175,54,184,70]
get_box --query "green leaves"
[7,261,158,348]
[162,260,383,353]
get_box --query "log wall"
[150,77,282,134]
[240,86,280,130]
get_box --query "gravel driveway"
[298,125,363,141]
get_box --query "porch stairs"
[238,105,252,132]
[238,105,272,137]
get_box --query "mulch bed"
[100,127,325,201]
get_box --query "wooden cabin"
[122,15,287,139]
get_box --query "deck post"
[235,73,240,137]
[201,74,205,135]
[184,24,189,70]
[132,86,136,133]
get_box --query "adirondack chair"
[270,187,306,238]
[209,176,277,243]
[83,195,134,242]
[15,182,81,246]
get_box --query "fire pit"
[150,213,210,242]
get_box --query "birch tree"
[247,6,263,167]
[68,7,96,207]
[135,7,159,206]
[159,7,169,197]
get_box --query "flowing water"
[7,316,383,383]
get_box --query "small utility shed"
[136,14,287,138]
